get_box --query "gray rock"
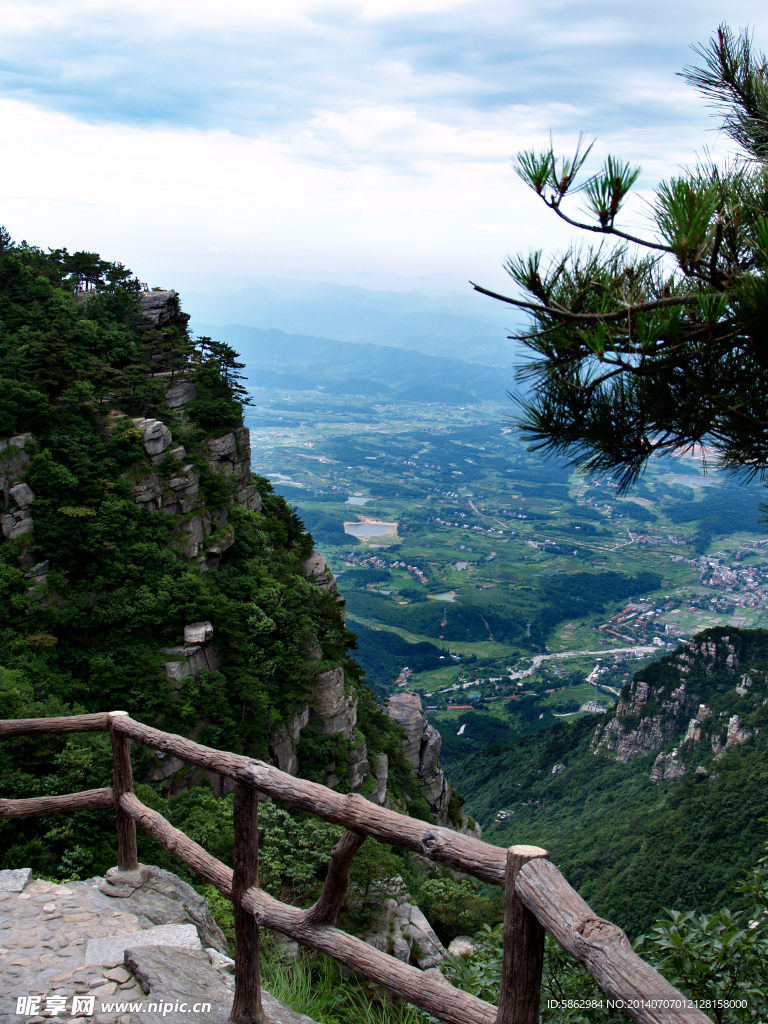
[313,667,357,739]
[160,642,219,684]
[204,948,234,973]
[133,418,172,459]
[206,433,238,457]
[384,693,451,824]
[396,903,446,969]
[303,551,345,620]
[165,380,197,410]
[97,864,229,954]
[184,621,214,646]
[9,483,35,508]
[24,561,49,580]
[367,753,388,805]
[138,290,180,328]
[447,935,475,957]
[0,867,31,892]
[86,923,200,965]
[0,433,33,505]
[125,946,321,1024]
[236,483,263,512]
[1,511,34,540]
[268,706,309,775]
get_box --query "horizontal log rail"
[0,711,714,1024]
[0,787,114,818]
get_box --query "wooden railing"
[0,712,712,1024]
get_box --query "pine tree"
[476,25,768,491]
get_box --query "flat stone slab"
[126,946,321,1024]
[86,923,201,965]
[0,868,30,892]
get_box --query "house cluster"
[597,602,660,644]
[669,552,768,610]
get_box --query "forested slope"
[449,627,768,936]
[0,230,419,877]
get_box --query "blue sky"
[2,0,766,293]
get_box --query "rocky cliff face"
[384,691,479,835]
[266,551,370,793]
[592,629,766,780]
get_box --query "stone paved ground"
[0,870,318,1024]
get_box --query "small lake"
[672,476,718,488]
[344,520,398,539]
[345,496,372,505]
[430,592,456,603]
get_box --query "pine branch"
[469,283,698,323]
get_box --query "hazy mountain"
[184,278,521,367]
[194,323,521,404]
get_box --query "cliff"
[591,629,765,779]
[0,242,429,880]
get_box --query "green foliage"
[443,849,768,1024]
[412,877,503,946]
[0,229,414,881]
[451,628,768,936]
[479,25,768,491]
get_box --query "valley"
[242,371,768,765]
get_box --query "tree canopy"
[475,26,768,490]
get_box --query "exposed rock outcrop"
[268,707,310,776]
[160,621,220,686]
[650,748,686,782]
[384,692,452,825]
[1,479,36,540]
[138,289,183,328]
[0,432,33,506]
[365,893,447,969]
[302,550,346,620]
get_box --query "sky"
[2,0,767,296]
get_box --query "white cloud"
[0,0,766,289]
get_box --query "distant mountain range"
[184,277,522,367]
[194,322,522,405]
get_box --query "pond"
[344,520,398,539]
[345,496,372,505]
[672,475,717,488]
[429,592,457,603]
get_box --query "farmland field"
[245,386,768,757]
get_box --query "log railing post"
[109,711,139,871]
[495,844,549,1024]
[230,783,266,1024]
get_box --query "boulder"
[165,379,197,410]
[0,432,33,504]
[365,897,447,970]
[1,510,34,539]
[447,935,475,957]
[133,417,173,459]
[184,621,214,646]
[9,482,35,508]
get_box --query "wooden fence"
[0,712,713,1024]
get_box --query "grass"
[261,950,426,1024]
